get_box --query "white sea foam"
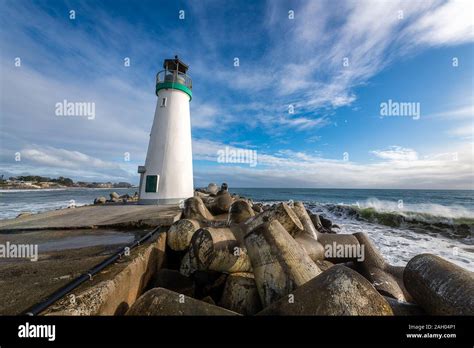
[313,206,474,272]
[357,197,474,219]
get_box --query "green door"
[145,175,158,192]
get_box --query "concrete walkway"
[0,204,182,231]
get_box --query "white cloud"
[430,105,473,120]
[21,146,120,170]
[371,146,419,161]
[407,0,474,46]
[191,103,235,130]
[448,124,474,138]
[258,0,474,113]
[191,140,473,189]
[4,145,136,182]
[429,104,474,139]
[1,0,472,189]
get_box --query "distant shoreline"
[0,187,138,192]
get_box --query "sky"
[0,0,473,189]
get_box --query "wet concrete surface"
[0,204,182,231]
[0,228,149,315]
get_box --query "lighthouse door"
[145,175,159,192]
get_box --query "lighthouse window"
[160,97,167,107]
[145,175,158,192]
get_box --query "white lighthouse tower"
[138,56,194,204]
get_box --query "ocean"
[1,187,473,271]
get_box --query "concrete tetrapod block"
[242,202,304,238]
[167,219,201,251]
[183,196,215,222]
[206,191,234,215]
[294,233,325,262]
[354,232,410,302]
[228,199,255,225]
[244,219,321,308]
[218,272,262,315]
[257,265,393,316]
[125,287,240,316]
[404,253,474,315]
[189,227,252,273]
[383,296,425,316]
[316,233,361,263]
[292,202,319,239]
[153,269,195,297]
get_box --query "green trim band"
[156,82,192,100]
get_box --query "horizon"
[3,174,474,192]
[1,0,473,189]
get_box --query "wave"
[317,199,473,240]
[357,198,473,219]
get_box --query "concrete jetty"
[2,185,472,316]
[0,204,182,232]
[0,203,182,314]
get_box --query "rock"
[94,197,106,204]
[125,288,240,316]
[319,215,332,230]
[309,213,337,233]
[16,212,33,218]
[110,192,120,200]
[354,232,410,302]
[244,220,321,307]
[153,269,194,297]
[167,219,201,251]
[218,272,262,315]
[309,213,325,232]
[189,227,252,273]
[252,203,264,213]
[228,199,255,224]
[207,183,219,195]
[403,253,474,315]
[383,296,425,316]
[257,265,393,316]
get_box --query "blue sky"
[0,0,473,188]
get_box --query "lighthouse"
[138,56,194,204]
